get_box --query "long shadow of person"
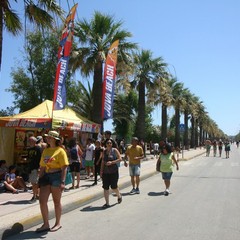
[148,191,165,196]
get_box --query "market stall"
[0,100,101,165]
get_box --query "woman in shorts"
[36,131,69,233]
[100,139,122,208]
[158,143,179,196]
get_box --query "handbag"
[156,158,161,172]
[65,168,72,185]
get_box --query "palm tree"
[113,90,138,141]
[169,78,184,147]
[148,73,172,141]
[132,49,167,140]
[0,0,63,70]
[181,88,192,149]
[71,80,93,120]
[70,11,137,125]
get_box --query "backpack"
[70,146,78,160]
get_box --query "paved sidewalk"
[0,148,205,239]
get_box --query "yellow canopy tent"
[0,100,100,164]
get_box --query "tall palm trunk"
[174,105,180,147]
[135,79,145,141]
[161,104,168,141]
[184,109,189,149]
[199,123,203,145]
[190,115,195,148]
[92,60,103,125]
[0,8,3,70]
[195,118,199,147]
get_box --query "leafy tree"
[0,106,15,116]
[70,80,93,120]
[70,11,137,124]
[0,0,63,70]
[7,30,59,111]
[112,90,138,142]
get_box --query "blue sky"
[1,0,239,135]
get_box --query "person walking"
[84,138,95,179]
[224,140,231,158]
[36,130,69,233]
[205,140,211,157]
[27,136,42,203]
[92,140,103,186]
[212,140,217,157]
[100,139,122,208]
[158,143,179,196]
[124,137,144,194]
[68,138,82,189]
[218,139,223,157]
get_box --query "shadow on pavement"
[3,230,48,240]
[148,191,165,196]
[1,200,30,205]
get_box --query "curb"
[0,168,157,240]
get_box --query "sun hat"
[44,131,61,140]
[29,136,37,142]
[36,136,43,143]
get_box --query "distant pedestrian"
[27,136,42,203]
[218,139,223,157]
[124,137,144,194]
[212,140,217,157]
[224,141,231,158]
[100,139,122,208]
[104,130,118,149]
[92,140,103,186]
[205,140,211,157]
[84,138,95,179]
[158,143,179,196]
[153,142,159,157]
[68,138,82,189]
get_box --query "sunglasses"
[106,142,112,144]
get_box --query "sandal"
[118,195,122,204]
[102,203,110,209]
[69,186,75,190]
[50,225,62,232]
[35,226,50,233]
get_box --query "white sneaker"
[164,189,170,196]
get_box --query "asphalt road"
[7,145,240,240]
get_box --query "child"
[4,165,28,194]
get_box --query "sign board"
[179,123,185,133]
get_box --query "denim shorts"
[161,172,173,180]
[39,171,61,187]
[129,164,141,176]
[47,171,62,187]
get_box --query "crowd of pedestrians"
[5,131,236,233]
[204,139,231,158]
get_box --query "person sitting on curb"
[4,165,28,194]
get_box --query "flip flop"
[118,195,122,204]
[35,227,50,233]
[50,226,62,232]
